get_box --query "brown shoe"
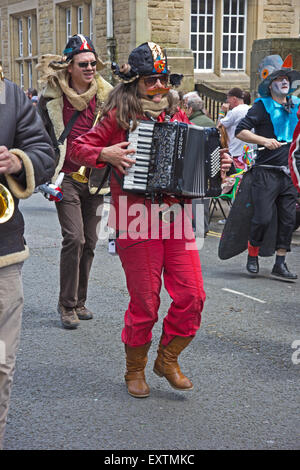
[75,306,93,320]
[57,303,80,329]
[124,343,151,398]
[153,336,194,391]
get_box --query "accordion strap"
[111,166,124,187]
[57,110,81,145]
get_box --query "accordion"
[123,120,222,198]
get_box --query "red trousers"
[117,220,206,347]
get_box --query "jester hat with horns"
[112,42,183,87]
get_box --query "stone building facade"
[0,0,299,95]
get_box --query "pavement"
[2,193,299,451]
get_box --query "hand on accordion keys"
[99,142,136,175]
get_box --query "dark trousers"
[55,175,103,308]
[250,167,297,251]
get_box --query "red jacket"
[71,107,193,235]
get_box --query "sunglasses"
[77,60,97,68]
[143,75,168,87]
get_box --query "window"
[66,8,72,41]
[11,12,37,90]
[191,0,248,73]
[191,0,215,72]
[18,19,23,57]
[28,16,32,56]
[19,63,24,89]
[28,61,33,88]
[78,6,83,34]
[222,0,247,70]
[89,4,93,41]
[57,2,92,54]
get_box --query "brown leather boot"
[153,336,194,391]
[124,343,151,398]
[57,303,80,330]
[75,306,93,320]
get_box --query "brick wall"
[93,0,107,60]
[148,0,185,47]
[112,0,131,64]
[0,7,9,77]
[38,0,54,54]
[263,0,298,38]
[1,0,299,90]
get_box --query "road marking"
[222,287,266,303]
[207,230,221,238]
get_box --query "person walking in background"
[217,87,252,170]
[31,95,39,106]
[37,34,112,329]
[183,91,216,234]
[25,87,38,100]
[0,72,55,448]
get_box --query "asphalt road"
[3,193,300,450]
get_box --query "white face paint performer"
[231,54,300,281]
[269,75,290,100]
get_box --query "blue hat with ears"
[258,54,300,97]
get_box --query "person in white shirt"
[218,87,252,169]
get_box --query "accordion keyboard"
[210,146,221,178]
[123,122,155,192]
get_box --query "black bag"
[88,165,111,195]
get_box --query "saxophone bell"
[70,111,101,184]
[0,183,15,223]
[70,166,88,183]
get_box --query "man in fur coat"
[37,34,112,329]
[0,70,55,448]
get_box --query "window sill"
[194,71,250,92]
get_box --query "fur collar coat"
[38,61,112,183]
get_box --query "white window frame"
[89,4,93,41]
[28,16,32,56]
[18,19,23,57]
[66,8,72,41]
[190,0,215,73]
[28,61,33,88]
[19,63,24,88]
[221,0,247,71]
[77,6,83,34]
